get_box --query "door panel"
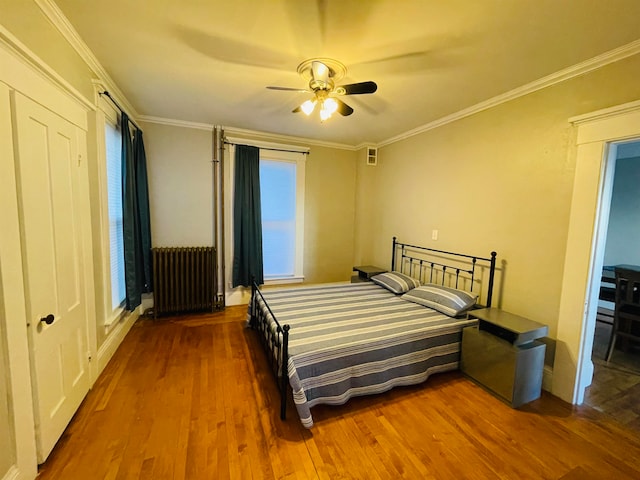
[12,92,90,463]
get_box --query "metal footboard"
[250,281,290,419]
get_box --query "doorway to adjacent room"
[554,100,640,420]
[583,140,640,431]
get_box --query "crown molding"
[225,136,310,154]
[138,115,214,131]
[221,126,356,151]
[35,0,138,118]
[353,142,374,151]
[378,39,640,148]
[138,116,356,151]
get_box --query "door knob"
[40,314,55,325]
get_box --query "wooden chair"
[597,270,616,325]
[606,268,640,362]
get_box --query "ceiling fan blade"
[335,98,354,116]
[335,81,378,95]
[292,105,302,113]
[267,86,309,92]
[311,60,330,84]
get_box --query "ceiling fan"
[266,58,377,121]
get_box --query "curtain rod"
[99,91,141,131]
[223,140,309,155]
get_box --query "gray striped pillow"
[401,284,477,316]
[371,271,420,294]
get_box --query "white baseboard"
[1,466,23,480]
[542,365,553,392]
[226,288,251,306]
[140,293,153,312]
[96,310,139,378]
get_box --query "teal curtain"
[134,129,153,292]
[232,144,264,287]
[121,113,153,310]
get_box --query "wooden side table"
[461,308,548,408]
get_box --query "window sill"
[103,307,127,334]
[263,275,304,286]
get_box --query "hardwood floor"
[38,306,640,479]
[585,322,640,432]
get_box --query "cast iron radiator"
[152,247,218,317]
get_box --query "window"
[104,120,126,310]
[259,150,305,281]
[260,159,297,277]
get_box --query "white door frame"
[0,78,38,480]
[552,99,640,404]
[0,26,93,478]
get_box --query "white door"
[12,92,90,463]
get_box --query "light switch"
[432,229,438,240]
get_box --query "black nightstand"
[352,265,387,283]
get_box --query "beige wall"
[355,54,640,338]
[303,145,358,283]
[143,122,215,247]
[354,147,381,265]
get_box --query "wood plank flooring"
[37,306,640,479]
[585,322,640,431]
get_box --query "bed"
[249,237,497,428]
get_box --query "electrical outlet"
[432,229,438,240]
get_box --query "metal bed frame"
[391,237,497,308]
[249,236,498,421]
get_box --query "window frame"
[96,94,127,326]
[259,150,306,284]
[227,138,307,287]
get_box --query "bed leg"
[280,324,290,420]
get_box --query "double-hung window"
[259,149,305,282]
[97,91,127,324]
[104,120,126,310]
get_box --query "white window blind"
[260,159,297,277]
[104,122,126,309]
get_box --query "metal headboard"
[391,237,497,307]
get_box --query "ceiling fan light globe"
[324,98,338,114]
[319,108,332,121]
[301,99,316,116]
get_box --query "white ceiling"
[54,0,640,147]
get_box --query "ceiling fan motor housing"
[298,58,347,87]
[310,78,334,92]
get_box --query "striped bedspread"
[254,282,476,428]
